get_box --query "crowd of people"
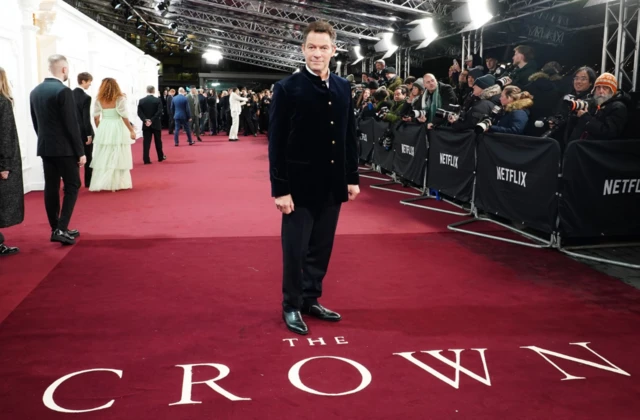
[350,45,632,147]
[160,86,272,143]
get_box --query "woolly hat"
[594,72,618,94]
[386,67,397,74]
[468,67,484,82]
[474,74,496,90]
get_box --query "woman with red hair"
[90,78,136,192]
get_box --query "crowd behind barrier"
[357,117,640,268]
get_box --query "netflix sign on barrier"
[42,337,630,414]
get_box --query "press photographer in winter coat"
[449,74,501,132]
[568,72,629,142]
[486,86,534,135]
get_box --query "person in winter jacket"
[488,85,534,134]
[523,62,565,136]
[449,74,501,131]
[568,72,629,141]
[504,45,538,89]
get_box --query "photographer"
[381,86,412,124]
[485,86,534,135]
[411,73,457,128]
[523,62,564,136]
[449,74,501,132]
[360,88,391,120]
[500,45,538,89]
[568,72,630,141]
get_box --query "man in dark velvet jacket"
[268,20,360,335]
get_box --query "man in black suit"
[72,72,94,187]
[29,54,85,246]
[137,85,166,164]
[268,21,360,335]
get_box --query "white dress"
[89,97,134,192]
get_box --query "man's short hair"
[147,85,155,93]
[48,54,68,72]
[514,45,535,62]
[77,72,93,85]
[302,20,336,45]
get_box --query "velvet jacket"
[268,67,359,207]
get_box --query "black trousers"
[142,128,164,163]
[281,195,342,312]
[41,156,81,232]
[83,143,93,188]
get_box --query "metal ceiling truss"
[601,0,640,91]
[351,0,453,16]
[137,5,350,51]
[170,21,305,55]
[168,0,383,41]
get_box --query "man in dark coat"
[29,54,85,246]
[268,21,360,335]
[0,77,23,256]
[568,72,629,142]
[137,85,166,164]
[72,72,94,188]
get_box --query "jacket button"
[332,140,335,144]
[331,160,334,164]
[330,121,334,125]
[328,101,332,105]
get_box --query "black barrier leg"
[370,172,424,196]
[401,166,474,216]
[359,164,394,182]
[447,211,556,249]
[556,238,640,270]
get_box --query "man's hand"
[275,194,295,214]
[576,109,588,118]
[348,184,360,201]
[78,156,87,167]
[86,136,92,145]
[418,115,427,123]
[145,120,152,127]
[448,114,459,124]
[1,171,9,180]
[427,122,434,129]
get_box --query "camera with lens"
[494,64,515,88]
[403,109,427,122]
[435,104,461,121]
[563,94,591,113]
[474,105,502,134]
[378,128,393,151]
[534,114,565,138]
[375,105,391,121]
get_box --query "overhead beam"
[169,0,383,41]
[350,0,451,16]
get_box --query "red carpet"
[2,131,640,419]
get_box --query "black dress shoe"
[0,244,19,256]
[66,229,80,238]
[283,311,308,335]
[159,156,167,162]
[50,229,75,245]
[302,304,341,322]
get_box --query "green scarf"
[426,84,442,123]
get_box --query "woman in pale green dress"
[90,78,136,192]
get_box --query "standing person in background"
[171,88,194,146]
[72,72,95,188]
[0,66,24,255]
[268,21,360,335]
[187,87,202,142]
[207,89,218,135]
[29,54,85,246]
[89,78,135,192]
[137,85,166,165]
[229,87,247,142]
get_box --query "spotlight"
[112,0,123,9]
[177,35,187,43]
[125,10,135,21]
[136,18,144,30]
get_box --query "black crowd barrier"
[357,116,640,254]
[357,118,375,162]
[427,128,476,202]
[370,119,395,172]
[475,133,561,234]
[392,123,428,186]
[560,139,640,238]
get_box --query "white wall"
[4,0,160,193]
